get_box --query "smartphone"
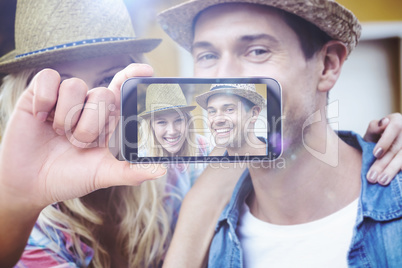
[120,77,282,163]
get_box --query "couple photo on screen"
[137,83,272,158]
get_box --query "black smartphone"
[120,77,282,163]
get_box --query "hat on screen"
[0,0,161,74]
[158,0,361,55]
[195,83,266,110]
[139,84,196,118]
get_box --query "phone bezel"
[120,77,282,163]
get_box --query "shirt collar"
[338,131,402,222]
[217,131,402,231]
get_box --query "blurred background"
[1,0,401,135]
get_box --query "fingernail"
[155,169,167,179]
[374,147,383,158]
[378,174,389,185]
[367,170,378,183]
[378,117,389,127]
[36,112,49,122]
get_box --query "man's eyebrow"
[207,103,236,110]
[191,41,214,53]
[191,34,279,52]
[239,34,279,44]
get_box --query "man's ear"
[250,106,261,123]
[317,40,348,92]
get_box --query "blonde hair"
[39,182,172,267]
[0,68,173,267]
[139,112,199,157]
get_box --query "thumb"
[95,155,167,189]
[363,117,390,143]
[108,63,154,105]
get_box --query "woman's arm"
[0,65,166,267]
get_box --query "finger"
[95,156,167,189]
[367,149,395,183]
[363,119,382,142]
[372,114,402,159]
[70,87,115,146]
[31,69,61,121]
[108,63,154,106]
[377,150,402,185]
[52,78,88,135]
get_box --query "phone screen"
[121,77,282,163]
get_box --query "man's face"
[192,3,323,153]
[207,93,253,148]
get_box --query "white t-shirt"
[236,199,359,268]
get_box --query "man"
[196,84,267,156]
[159,0,402,266]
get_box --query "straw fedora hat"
[139,84,196,118]
[196,84,266,110]
[0,0,161,74]
[158,0,361,55]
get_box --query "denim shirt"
[208,131,402,267]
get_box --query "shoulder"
[338,131,402,219]
[217,169,253,225]
[17,211,94,267]
[196,134,208,145]
[195,134,210,156]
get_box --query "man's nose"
[212,113,227,125]
[215,54,243,77]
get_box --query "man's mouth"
[214,128,233,137]
[164,136,181,145]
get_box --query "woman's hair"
[139,112,199,157]
[0,65,173,267]
[39,182,172,268]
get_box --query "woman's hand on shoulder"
[364,113,402,185]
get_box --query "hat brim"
[158,0,361,55]
[138,105,196,118]
[195,88,265,110]
[0,38,161,74]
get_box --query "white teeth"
[216,128,231,133]
[165,137,180,142]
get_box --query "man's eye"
[250,49,267,55]
[194,52,219,67]
[226,108,235,113]
[175,118,184,123]
[245,47,271,62]
[156,121,167,125]
[208,110,216,115]
[199,53,217,61]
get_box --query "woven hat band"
[210,85,237,91]
[15,37,134,58]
